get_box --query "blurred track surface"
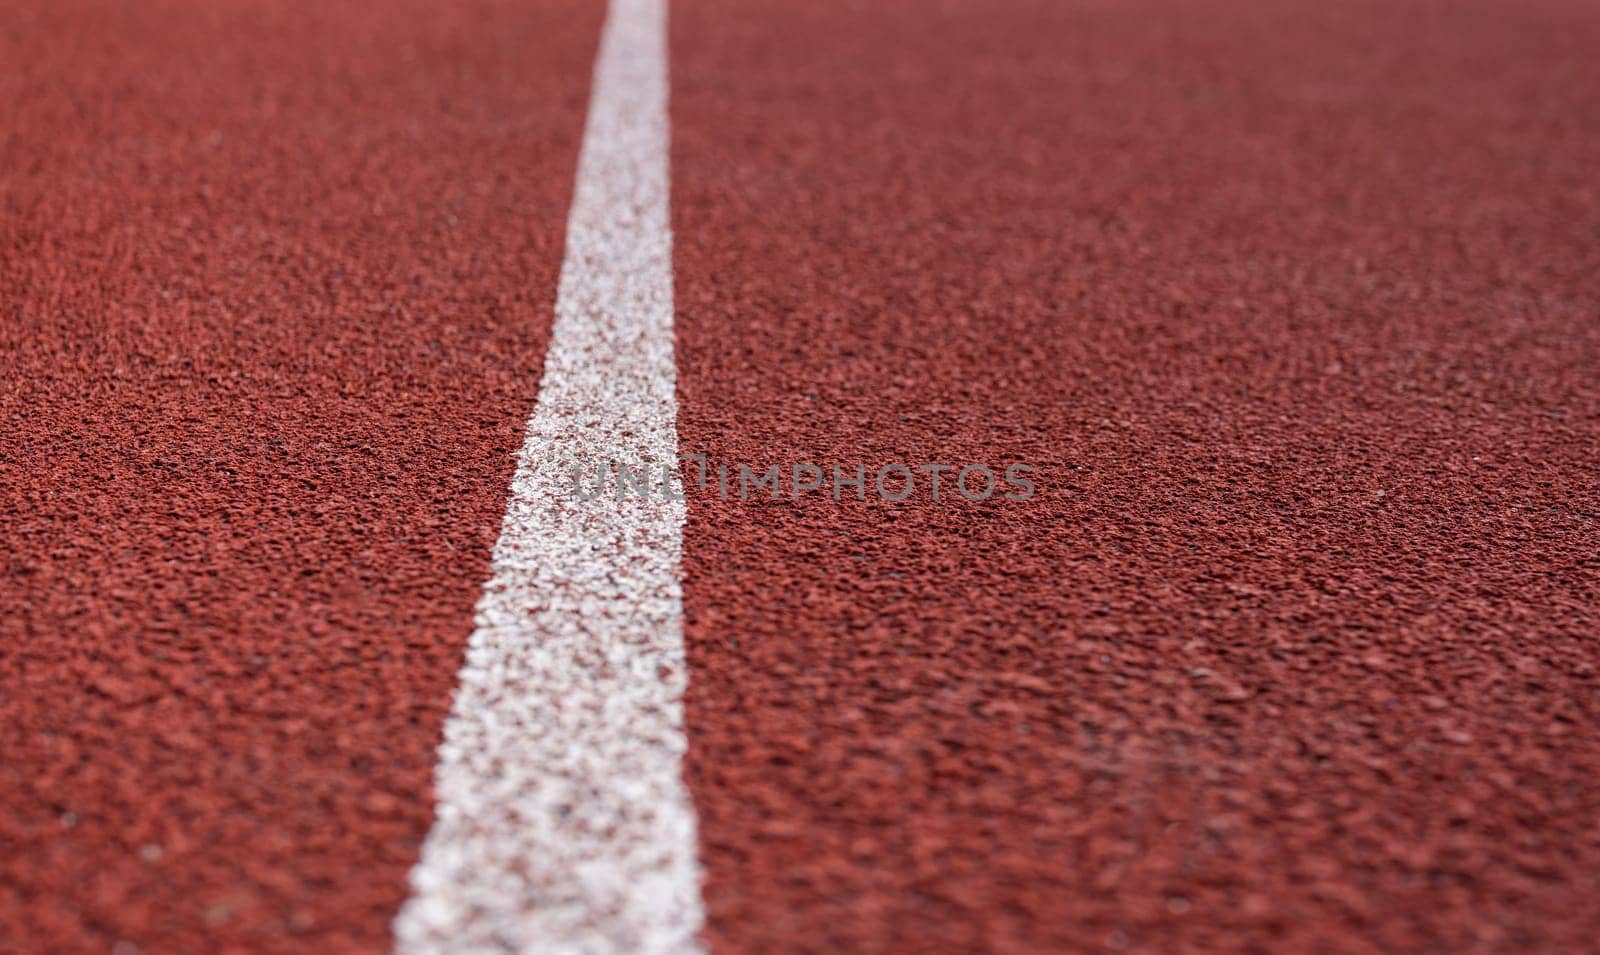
[3,0,1598,952]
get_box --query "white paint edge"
[392,0,704,950]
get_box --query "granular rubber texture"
[0,1,601,950]
[669,0,1600,952]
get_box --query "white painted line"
[392,0,703,951]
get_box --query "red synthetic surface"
[0,0,601,949]
[3,0,1599,953]
[671,0,1600,952]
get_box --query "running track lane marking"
[392,0,704,951]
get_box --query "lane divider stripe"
[393,0,704,950]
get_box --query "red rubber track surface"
[671,0,1600,952]
[0,1,601,949]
